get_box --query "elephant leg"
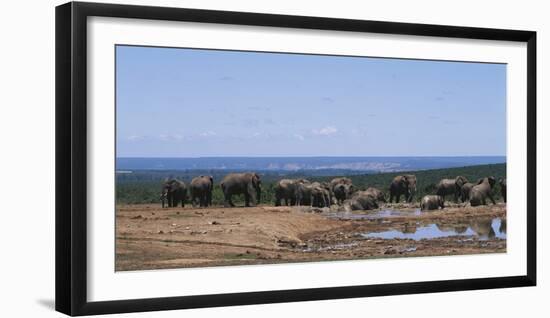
[168,193,173,207]
[224,193,234,208]
[244,193,250,207]
[488,194,496,205]
[396,194,400,203]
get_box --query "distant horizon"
[116,156,506,172]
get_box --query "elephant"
[460,182,475,202]
[296,182,331,207]
[274,178,309,206]
[436,176,468,202]
[189,175,214,207]
[220,172,261,207]
[389,174,417,203]
[469,176,496,206]
[499,178,507,203]
[345,191,379,211]
[161,178,187,208]
[311,182,332,208]
[420,195,445,211]
[330,177,354,204]
[364,187,386,203]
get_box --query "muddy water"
[362,218,506,241]
[325,208,422,220]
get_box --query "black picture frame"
[55,1,537,316]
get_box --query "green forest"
[116,163,506,205]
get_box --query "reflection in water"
[327,209,422,220]
[499,219,507,234]
[362,218,506,241]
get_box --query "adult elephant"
[220,172,261,207]
[436,176,468,202]
[460,182,475,202]
[190,175,214,207]
[364,187,386,203]
[346,191,379,211]
[389,174,417,203]
[311,182,332,208]
[420,195,445,211]
[499,178,507,203]
[330,177,354,204]
[274,178,309,206]
[161,178,187,208]
[469,176,496,206]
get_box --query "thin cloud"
[198,131,217,137]
[126,135,144,141]
[312,126,338,136]
[158,134,185,141]
[219,76,234,81]
[294,134,305,141]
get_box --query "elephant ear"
[253,173,261,185]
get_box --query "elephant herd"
[274,177,391,210]
[161,175,214,208]
[161,173,261,208]
[160,172,506,212]
[421,175,507,210]
[274,178,354,208]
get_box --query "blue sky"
[116,45,506,157]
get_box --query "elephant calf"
[220,172,261,208]
[420,195,445,211]
[469,177,497,206]
[190,175,214,207]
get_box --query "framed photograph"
[55,1,536,316]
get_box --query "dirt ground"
[115,202,506,271]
